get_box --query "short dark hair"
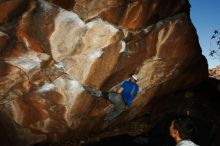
[173,116,195,140]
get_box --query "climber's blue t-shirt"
[120,81,139,107]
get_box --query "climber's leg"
[84,86,109,99]
[105,93,126,121]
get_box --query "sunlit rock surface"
[209,65,220,80]
[50,0,190,30]
[0,0,207,145]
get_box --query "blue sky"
[189,0,220,68]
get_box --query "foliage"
[209,30,220,59]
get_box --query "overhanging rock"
[0,0,207,145]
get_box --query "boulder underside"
[0,0,207,145]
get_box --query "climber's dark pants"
[85,88,126,120]
[105,92,126,120]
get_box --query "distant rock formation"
[209,65,220,80]
[0,0,208,146]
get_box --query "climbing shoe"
[83,86,93,93]
[83,86,102,97]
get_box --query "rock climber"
[84,73,139,121]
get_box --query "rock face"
[0,0,207,146]
[209,65,220,80]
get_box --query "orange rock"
[0,0,208,145]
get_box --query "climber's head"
[130,74,139,82]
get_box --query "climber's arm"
[115,87,124,94]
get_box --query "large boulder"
[0,0,207,145]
